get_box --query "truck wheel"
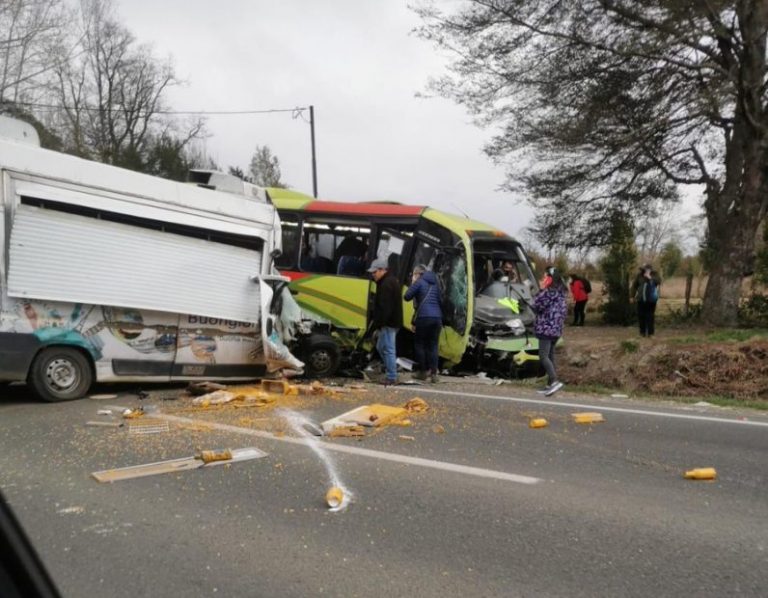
[303,335,340,378]
[28,347,93,402]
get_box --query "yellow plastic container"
[571,412,605,424]
[684,467,717,480]
[325,486,344,508]
[529,418,549,429]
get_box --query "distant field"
[587,276,764,315]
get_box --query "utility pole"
[309,105,318,198]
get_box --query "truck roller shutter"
[8,204,262,323]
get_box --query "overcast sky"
[116,0,536,239]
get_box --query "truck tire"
[302,335,340,378]
[28,347,93,402]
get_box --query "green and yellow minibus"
[270,188,542,378]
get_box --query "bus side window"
[300,220,371,277]
[275,214,300,269]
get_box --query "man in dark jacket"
[404,265,443,382]
[368,257,403,385]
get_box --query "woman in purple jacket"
[533,266,568,396]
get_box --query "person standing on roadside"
[533,266,568,396]
[404,264,443,383]
[569,273,589,326]
[632,265,660,337]
[367,257,403,386]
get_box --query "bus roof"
[268,188,511,238]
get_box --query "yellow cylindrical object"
[529,418,549,429]
[197,449,233,464]
[684,467,717,480]
[571,412,605,424]
[325,486,344,509]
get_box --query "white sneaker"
[544,381,564,396]
[536,385,551,394]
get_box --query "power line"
[3,100,309,116]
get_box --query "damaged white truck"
[0,116,302,402]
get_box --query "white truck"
[0,116,302,401]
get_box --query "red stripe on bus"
[304,201,425,216]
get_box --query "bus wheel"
[302,335,340,378]
[28,347,93,402]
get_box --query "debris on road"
[321,404,408,434]
[528,418,549,429]
[571,412,605,424]
[97,409,113,416]
[85,420,123,428]
[684,467,717,480]
[432,424,446,434]
[404,397,429,413]
[88,393,118,400]
[326,486,344,508]
[127,419,170,435]
[187,381,227,396]
[192,390,237,406]
[328,425,365,438]
[398,435,415,441]
[261,379,292,394]
[91,447,267,483]
[121,407,145,419]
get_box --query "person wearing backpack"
[404,264,443,383]
[569,273,590,326]
[632,265,660,337]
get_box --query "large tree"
[415,0,768,325]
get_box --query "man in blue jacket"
[404,265,443,383]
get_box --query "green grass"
[619,340,639,353]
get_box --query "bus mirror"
[270,248,282,260]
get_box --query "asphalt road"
[1,380,767,598]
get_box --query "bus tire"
[302,335,340,378]
[28,347,93,402]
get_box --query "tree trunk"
[701,181,765,326]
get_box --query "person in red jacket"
[569,274,589,326]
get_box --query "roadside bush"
[738,294,768,327]
[666,302,703,324]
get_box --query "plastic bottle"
[684,467,717,480]
[326,487,344,509]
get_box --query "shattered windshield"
[472,239,538,301]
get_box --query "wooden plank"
[91,447,267,483]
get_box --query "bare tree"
[0,0,68,104]
[51,0,203,169]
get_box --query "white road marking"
[151,412,542,486]
[413,388,768,428]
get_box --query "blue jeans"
[376,326,398,381]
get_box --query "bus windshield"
[472,239,538,300]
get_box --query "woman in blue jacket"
[404,265,443,383]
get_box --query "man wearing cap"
[367,257,403,385]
